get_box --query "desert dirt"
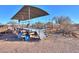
[0,34,79,53]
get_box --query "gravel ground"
[0,34,79,53]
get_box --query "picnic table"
[17,28,40,41]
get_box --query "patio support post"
[28,7,30,27]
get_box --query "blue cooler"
[25,34,30,41]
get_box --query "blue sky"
[0,5,79,24]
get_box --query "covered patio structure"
[11,5,49,41]
[11,5,49,27]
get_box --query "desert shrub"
[52,16,72,36]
